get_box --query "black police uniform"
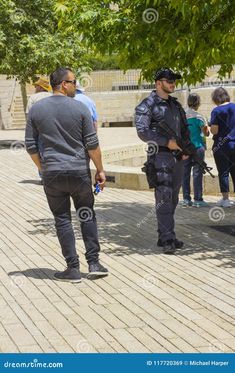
[135,69,190,252]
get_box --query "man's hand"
[182,155,189,160]
[167,139,182,151]
[30,153,42,171]
[95,170,106,190]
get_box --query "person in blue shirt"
[182,93,209,207]
[210,87,235,208]
[74,82,98,132]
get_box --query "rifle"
[156,120,215,178]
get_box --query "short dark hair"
[50,67,72,89]
[211,87,230,105]
[187,93,201,109]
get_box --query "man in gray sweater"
[25,67,108,282]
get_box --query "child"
[182,93,209,207]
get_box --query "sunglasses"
[64,79,77,85]
[159,79,176,84]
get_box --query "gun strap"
[155,167,173,174]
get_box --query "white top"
[26,92,52,114]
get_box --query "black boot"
[162,240,176,255]
[158,238,184,249]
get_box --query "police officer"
[135,68,190,254]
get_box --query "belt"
[158,146,171,153]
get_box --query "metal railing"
[195,79,235,88]
[83,69,149,92]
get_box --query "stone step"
[12,116,25,122]
[11,94,25,128]
[12,120,26,126]
[12,116,26,120]
[9,126,26,130]
[13,112,25,116]
[13,108,25,114]
[11,124,26,129]
[12,109,25,113]
[12,107,25,111]
[13,108,24,112]
[13,103,24,107]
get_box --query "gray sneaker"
[53,267,82,283]
[181,199,193,206]
[87,262,109,279]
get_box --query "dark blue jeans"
[43,170,100,268]
[213,148,235,193]
[182,146,205,201]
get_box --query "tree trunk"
[20,82,27,113]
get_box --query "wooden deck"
[0,147,234,353]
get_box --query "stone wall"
[88,90,148,125]
[7,67,235,129]
[0,75,18,129]
[89,86,235,126]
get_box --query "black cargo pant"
[154,152,183,243]
[43,170,100,268]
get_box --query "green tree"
[55,0,235,84]
[85,53,121,70]
[0,0,87,82]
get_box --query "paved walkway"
[0,147,235,353]
[0,128,215,150]
[0,128,143,149]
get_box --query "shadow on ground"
[19,180,43,185]
[8,268,87,280]
[26,201,235,268]
[0,138,24,149]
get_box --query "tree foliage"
[0,0,87,82]
[85,53,121,70]
[55,0,235,84]
[0,0,234,83]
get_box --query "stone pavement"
[0,147,235,353]
[0,128,143,149]
[0,128,220,194]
